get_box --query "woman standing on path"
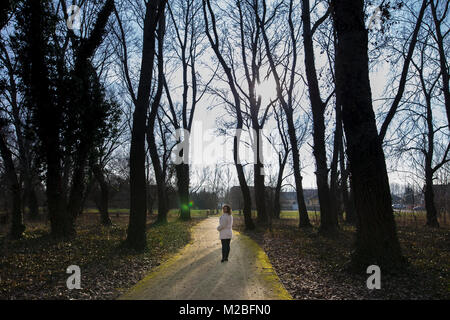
[217,204,233,262]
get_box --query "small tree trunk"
[234,135,255,230]
[424,173,439,227]
[253,124,267,225]
[254,160,268,225]
[343,176,356,224]
[176,163,191,220]
[93,164,111,226]
[66,144,89,235]
[273,153,287,220]
[286,113,311,228]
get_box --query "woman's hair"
[222,204,232,215]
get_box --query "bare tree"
[163,0,210,220]
[202,0,255,229]
[301,0,337,232]
[397,27,450,227]
[258,0,312,227]
[126,0,167,249]
[378,0,428,141]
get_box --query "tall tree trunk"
[27,0,70,238]
[423,91,440,227]
[302,0,336,233]
[147,9,168,224]
[332,0,405,271]
[127,0,166,250]
[0,130,25,239]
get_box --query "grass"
[0,209,206,300]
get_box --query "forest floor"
[233,215,450,299]
[0,211,205,299]
[1,210,448,300]
[120,216,291,300]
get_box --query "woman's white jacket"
[217,214,233,239]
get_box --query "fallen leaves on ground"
[234,217,450,300]
[0,213,204,300]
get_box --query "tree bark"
[332,0,405,271]
[147,8,168,224]
[423,92,440,227]
[302,0,336,233]
[127,0,166,250]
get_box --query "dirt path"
[119,216,291,300]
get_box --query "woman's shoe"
[221,259,225,263]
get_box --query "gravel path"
[119,216,291,300]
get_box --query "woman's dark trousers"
[221,239,231,260]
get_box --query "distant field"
[1,207,448,231]
[83,208,215,219]
[112,208,448,227]
[279,209,449,227]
